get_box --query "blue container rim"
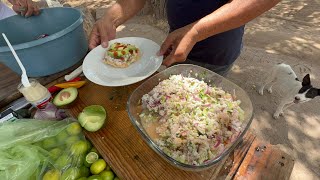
[0,7,84,53]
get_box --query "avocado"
[78,105,107,132]
[53,87,78,107]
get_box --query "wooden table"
[67,80,295,180]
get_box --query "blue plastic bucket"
[0,7,88,77]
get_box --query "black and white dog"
[257,63,319,119]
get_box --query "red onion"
[193,95,201,101]
[214,136,221,148]
[202,104,211,107]
[33,103,68,120]
[205,86,211,94]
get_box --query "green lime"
[77,177,88,180]
[65,136,80,147]
[61,167,80,180]
[55,154,71,170]
[73,154,85,167]
[84,160,91,168]
[28,170,37,180]
[85,140,93,150]
[79,166,90,177]
[71,140,89,155]
[90,147,98,154]
[86,152,99,164]
[33,141,43,147]
[87,175,102,180]
[90,159,106,175]
[42,169,61,180]
[105,166,111,171]
[67,122,82,135]
[50,148,63,160]
[42,137,57,150]
[100,170,114,180]
[56,130,69,143]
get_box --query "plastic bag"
[0,118,92,180]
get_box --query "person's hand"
[89,16,117,50]
[12,0,40,17]
[158,24,200,67]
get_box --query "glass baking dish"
[127,64,254,171]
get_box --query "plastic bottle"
[18,79,52,109]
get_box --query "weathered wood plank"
[225,132,256,180]
[234,139,295,180]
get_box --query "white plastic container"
[18,79,52,109]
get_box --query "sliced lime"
[86,152,99,164]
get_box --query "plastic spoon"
[2,33,31,87]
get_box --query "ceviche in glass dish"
[127,64,253,171]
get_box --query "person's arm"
[105,0,147,27]
[194,0,281,41]
[160,0,281,66]
[89,0,146,49]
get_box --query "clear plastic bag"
[0,118,92,180]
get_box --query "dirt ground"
[5,0,318,179]
[57,0,319,179]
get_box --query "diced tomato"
[120,57,125,61]
[113,51,118,58]
[122,50,126,55]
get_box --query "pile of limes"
[81,148,119,180]
[34,121,119,180]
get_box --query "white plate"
[82,37,163,86]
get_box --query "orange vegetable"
[54,81,86,89]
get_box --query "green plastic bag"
[0,119,92,180]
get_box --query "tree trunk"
[139,0,167,20]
